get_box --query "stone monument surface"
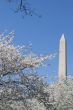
[58,34,67,80]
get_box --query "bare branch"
[6,0,41,17]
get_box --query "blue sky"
[0,0,73,79]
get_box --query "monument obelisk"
[58,34,67,81]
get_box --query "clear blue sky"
[0,0,73,79]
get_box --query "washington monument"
[58,34,67,80]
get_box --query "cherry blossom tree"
[0,32,57,110]
[0,32,55,77]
